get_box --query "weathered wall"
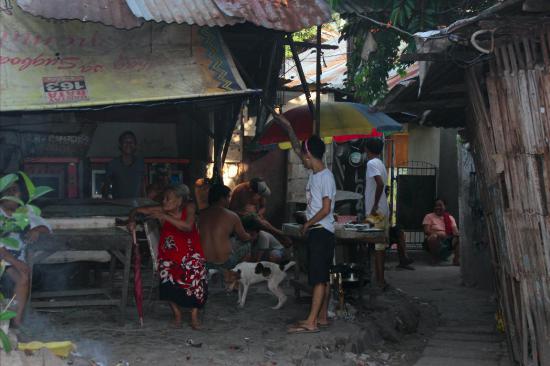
[407,124,440,167]
[438,128,459,221]
[241,148,287,228]
[465,31,550,364]
[458,143,493,290]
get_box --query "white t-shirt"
[306,168,336,233]
[364,157,389,217]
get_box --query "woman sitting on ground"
[128,184,207,330]
[0,175,51,327]
[422,198,460,265]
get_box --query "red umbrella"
[131,229,144,327]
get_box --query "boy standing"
[274,113,336,334]
[364,138,390,289]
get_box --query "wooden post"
[315,25,322,135]
[287,34,315,119]
[257,38,280,134]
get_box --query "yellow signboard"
[0,5,252,111]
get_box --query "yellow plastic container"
[18,341,74,358]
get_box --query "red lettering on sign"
[58,57,80,70]
[0,54,81,71]
[113,54,151,72]
[0,31,103,51]
[80,64,104,73]
[44,76,89,104]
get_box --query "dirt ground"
[15,262,439,366]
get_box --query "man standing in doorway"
[364,138,390,290]
[102,131,145,200]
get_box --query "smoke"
[74,338,112,366]
[24,310,113,365]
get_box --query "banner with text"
[0,5,252,111]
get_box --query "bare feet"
[287,321,319,334]
[190,308,201,330]
[317,320,330,328]
[190,320,202,331]
[291,320,317,330]
[169,302,183,328]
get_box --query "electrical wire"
[355,13,415,38]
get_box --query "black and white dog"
[224,261,295,309]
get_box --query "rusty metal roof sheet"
[125,0,243,27]
[16,0,143,29]
[284,37,347,90]
[16,0,332,31]
[213,0,332,32]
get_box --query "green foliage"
[284,19,342,59]
[0,328,12,353]
[0,171,50,353]
[0,172,52,253]
[0,175,17,195]
[0,309,15,352]
[336,0,495,103]
[0,311,15,322]
[285,26,318,58]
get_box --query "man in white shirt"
[364,138,390,290]
[273,113,336,334]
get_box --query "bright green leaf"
[28,186,54,202]
[0,174,17,195]
[0,237,20,249]
[12,213,30,231]
[0,329,12,352]
[18,171,36,198]
[0,311,16,321]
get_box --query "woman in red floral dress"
[129,184,207,330]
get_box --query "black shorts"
[306,227,335,286]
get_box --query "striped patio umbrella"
[259,102,402,147]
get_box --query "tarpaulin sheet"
[0,6,253,111]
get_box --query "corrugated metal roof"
[16,0,143,29]
[16,0,332,31]
[125,0,243,27]
[284,37,347,90]
[213,0,332,32]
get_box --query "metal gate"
[394,161,437,249]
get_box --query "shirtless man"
[199,184,252,268]
[194,178,210,211]
[229,178,291,261]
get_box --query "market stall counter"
[27,199,150,324]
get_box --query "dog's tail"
[279,261,296,272]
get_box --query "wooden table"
[282,223,387,298]
[27,227,132,323]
